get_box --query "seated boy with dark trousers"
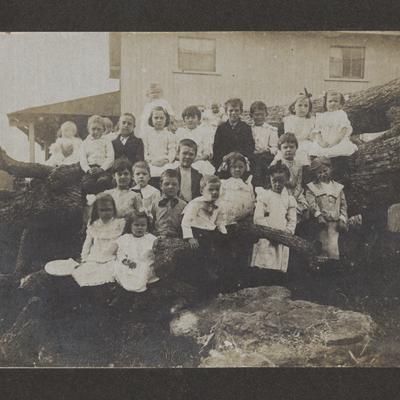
[174,139,203,203]
[181,175,227,298]
[150,169,187,238]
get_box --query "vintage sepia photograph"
[1,31,400,368]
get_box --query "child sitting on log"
[250,101,279,188]
[305,157,348,272]
[150,169,187,238]
[80,115,114,195]
[181,175,227,296]
[103,159,143,218]
[45,193,125,287]
[174,139,203,203]
[45,121,82,167]
[113,210,159,292]
[131,161,160,212]
[270,133,309,223]
[174,106,215,176]
[251,161,297,280]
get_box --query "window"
[329,46,365,79]
[178,37,216,73]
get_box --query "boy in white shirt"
[80,115,114,195]
[181,175,227,296]
[250,101,279,187]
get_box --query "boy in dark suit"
[112,113,144,166]
[174,139,203,203]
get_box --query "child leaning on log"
[305,157,348,273]
[180,175,227,296]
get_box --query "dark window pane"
[342,47,352,61]
[343,60,351,77]
[178,38,216,72]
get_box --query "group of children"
[45,84,359,297]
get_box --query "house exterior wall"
[119,32,400,120]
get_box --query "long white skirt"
[71,260,117,287]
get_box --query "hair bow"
[301,87,312,98]
[217,152,251,173]
[86,194,96,207]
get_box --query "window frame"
[174,36,220,76]
[329,45,366,80]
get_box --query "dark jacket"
[112,134,144,166]
[174,166,203,201]
[212,120,255,170]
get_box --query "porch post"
[28,123,35,163]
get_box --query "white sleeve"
[181,202,196,239]
[81,230,93,262]
[79,142,90,173]
[100,140,115,171]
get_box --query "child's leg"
[81,173,97,195]
[96,171,113,193]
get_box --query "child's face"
[149,88,162,100]
[133,167,150,188]
[252,110,267,126]
[152,110,167,131]
[114,168,132,189]
[316,166,331,183]
[229,160,246,179]
[270,173,287,194]
[211,103,220,114]
[326,94,342,112]
[89,123,105,140]
[62,128,75,138]
[119,116,135,137]
[280,142,297,161]
[184,115,200,130]
[178,145,196,168]
[160,177,180,198]
[97,201,115,222]
[201,182,221,202]
[226,104,242,124]
[294,99,310,117]
[131,217,148,238]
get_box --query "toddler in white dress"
[309,90,358,158]
[113,210,159,292]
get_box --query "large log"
[265,76,400,135]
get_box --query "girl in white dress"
[283,91,315,166]
[139,82,174,138]
[45,121,82,167]
[45,193,123,283]
[142,106,176,177]
[218,152,256,274]
[113,210,159,292]
[104,158,142,218]
[309,90,358,158]
[174,106,215,175]
[218,152,255,226]
[251,161,297,273]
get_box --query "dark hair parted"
[268,160,290,180]
[90,193,117,225]
[148,106,170,128]
[224,152,247,169]
[182,106,202,121]
[123,210,152,235]
[200,175,221,190]
[288,95,313,117]
[323,90,345,112]
[177,138,198,155]
[278,133,299,149]
[112,158,133,175]
[159,169,180,185]
[225,98,243,112]
[249,101,268,117]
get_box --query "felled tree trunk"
[266,76,400,135]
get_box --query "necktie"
[132,188,143,198]
[203,201,218,215]
[158,197,179,208]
